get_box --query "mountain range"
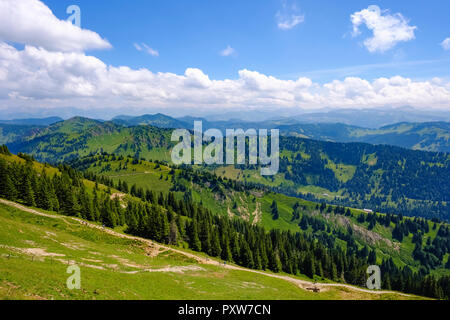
[0,116,63,126]
[108,113,450,153]
[1,115,449,221]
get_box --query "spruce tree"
[189,221,202,251]
[368,250,377,265]
[22,174,36,207]
[211,228,222,258]
[0,159,16,200]
[169,219,179,245]
[271,200,279,220]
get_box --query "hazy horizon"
[0,0,449,121]
[1,105,450,129]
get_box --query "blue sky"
[0,0,449,118]
[42,0,450,82]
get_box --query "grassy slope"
[0,202,426,300]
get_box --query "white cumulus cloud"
[351,5,416,53]
[441,38,450,50]
[0,0,111,52]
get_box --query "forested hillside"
[0,124,44,144]
[0,146,449,299]
[115,115,450,152]
[276,121,450,153]
[276,137,450,220]
[7,117,174,163]
[5,117,450,221]
[209,137,450,221]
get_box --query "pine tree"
[169,219,179,245]
[231,233,240,262]
[189,221,202,251]
[35,171,52,210]
[291,203,300,221]
[304,253,316,279]
[270,200,279,220]
[0,145,11,155]
[101,200,117,228]
[259,243,269,270]
[270,249,282,273]
[299,215,308,230]
[240,240,254,269]
[0,159,16,200]
[22,174,36,207]
[211,228,222,257]
[316,260,324,278]
[220,233,232,262]
[368,250,377,265]
[383,273,392,290]
[254,248,262,270]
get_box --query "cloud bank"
[1,42,449,111]
[0,0,448,114]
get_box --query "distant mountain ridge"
[278,121,450,153]
[284,107,450,128]
[2,114,450,152]
[112,113,190,129]
[115,114,450,152]
[197,106,450,127]
[0,116,63,126]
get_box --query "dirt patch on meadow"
[20,248,65,257]
[142,244,168,258]
[81,257,103,263]
[123,265,205,274]
[0,245,65,258]
[59,242,86,250]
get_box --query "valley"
[1,147,448,299]
[2,116,448,221]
